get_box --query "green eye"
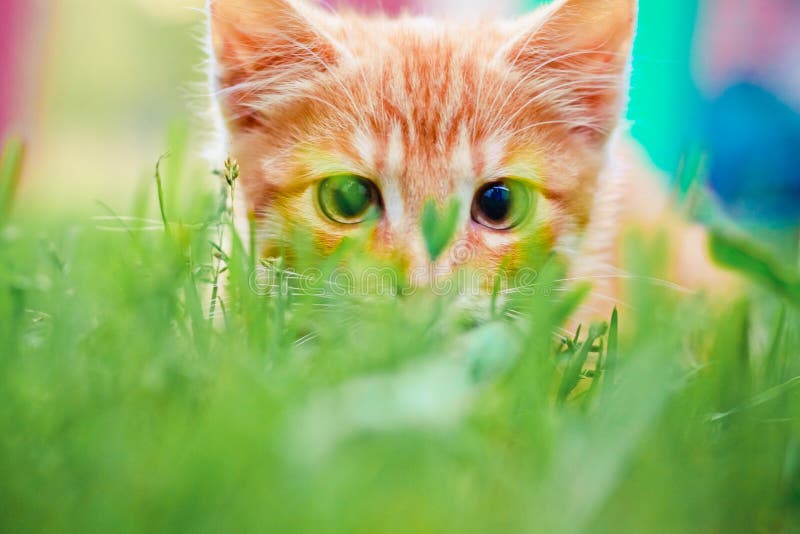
[471,179,535,230]
[318,174,382,224]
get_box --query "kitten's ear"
[506,0,637,143]
[209,0,342,125]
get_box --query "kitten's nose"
[396,230,455,288]
[375,218,459,288]
[397,232,431,285]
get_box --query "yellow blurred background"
[20,0,207,213]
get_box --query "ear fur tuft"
[209,0,341,125]
[506,0,638,143]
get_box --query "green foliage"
[421,197,460,261]
[1,139,800,532]
[0,136,23,225]
[710,229,800,304]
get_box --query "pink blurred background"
[328,0,415,14]
[696,0,800,108]
[1,0,49,137]
[1,0,28,136]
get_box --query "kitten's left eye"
[471,179,534,230]
[318,174,382,225]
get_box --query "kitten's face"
[210,0,636,283]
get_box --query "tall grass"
[0,137,799,532]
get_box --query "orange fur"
[208,0,674,311]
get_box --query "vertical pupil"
[479,184,511,221]
[335,178,370,217]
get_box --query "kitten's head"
[209,0,636,285]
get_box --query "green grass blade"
[421,197,460,262]
[710,230,800,303]
[766,305,788,384]
[558,322,608,404]
[606,307,619,376]
[0,137,24,225]
[155,154,170,231]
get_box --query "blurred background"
[2,0,799,226]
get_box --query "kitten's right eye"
[471,179,534,230]
[317,175,382,225]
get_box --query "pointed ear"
[209,0,342,125]
[506,0,637,143]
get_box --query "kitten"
[207,0,726,318]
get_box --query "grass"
[1,136,800,533]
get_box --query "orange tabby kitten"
[208,0,725,318]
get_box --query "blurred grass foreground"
[2,129,800,532]
[3,0,800,530]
